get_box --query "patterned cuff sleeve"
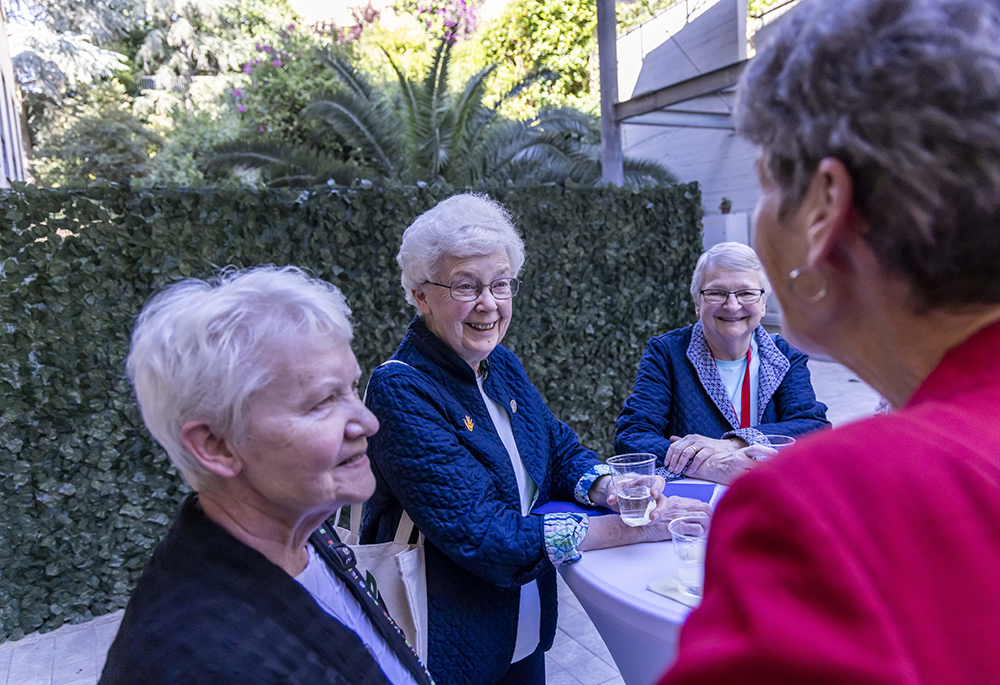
[574,463,612,506]
[723,427,767,446]
[655,466,686,482]
[543,513,589,566]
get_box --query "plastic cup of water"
[668,513,711,597]
[756,435,796,461]
[607,453,657,527]
[762,434,796,450]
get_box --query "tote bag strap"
[363,358,424,546]
[350,503,363,536]
[339,504,417,543]
[394,510,419,545]
[363,358,413,403]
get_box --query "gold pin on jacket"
[463,415,474,431]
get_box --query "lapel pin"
[510,399,517,414]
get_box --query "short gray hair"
[735,0,1000,309]
[397,193,526,307]
[690,242,769,300]
[126,266,353,490]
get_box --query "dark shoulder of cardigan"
[99,494,431,685]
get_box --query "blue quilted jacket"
[361,317,602,685]
[615,322,829,469]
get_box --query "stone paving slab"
[0,360,878,685]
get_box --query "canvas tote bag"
[333,358,428,659]
[333,503,428,661]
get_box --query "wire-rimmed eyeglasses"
[699,288,765,305]
[427,278,520,301]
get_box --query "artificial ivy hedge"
[0,182,702,642]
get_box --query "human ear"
[413,287,433,316]
[181,421,243,479]
[804,158,861,271]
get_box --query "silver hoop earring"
[788,266,828,304]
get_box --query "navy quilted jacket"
[361,318,602,685]
[616,323,829,467]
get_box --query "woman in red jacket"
[659,0,1000,682]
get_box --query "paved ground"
[0,359,878,685]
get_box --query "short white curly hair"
[690,242,770,301]
[126,266,353,490]
[397,193,526,308]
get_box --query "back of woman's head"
[736,0,1000,309]
[126,266,353,490]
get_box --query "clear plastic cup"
[668,513,711,597]
[607,453,657,527]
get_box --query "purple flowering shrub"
[394,0,479,41]
[228,25,343,149]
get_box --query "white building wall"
[618,0,757,244]
[618,0,746,101]
[0,0,27,188]
[616,0,800,324]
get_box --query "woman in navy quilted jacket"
[616,242,829,485]
[361,193,711,685]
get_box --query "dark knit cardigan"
[99,494,433,685]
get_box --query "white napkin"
[647,572,701,609]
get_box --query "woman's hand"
[579,488,712,551]
[587,474,617,510]
[650,492,712,523]
[685,443,778,485]
[665,434,749,483]
[591,474,693,518]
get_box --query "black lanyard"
[309,524,435,685]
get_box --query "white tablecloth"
[558,480,723,685]
[560,540,691,685]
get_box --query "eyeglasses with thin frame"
[699,288,765,305]
[427,277,520,301]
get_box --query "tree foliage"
[8,0,301,184]
[208,36,675,188]
[476,0,715,118]
[231,24,344,149]
[392,0,480,42]
[478,0,599,116]
[748,0,789,16]
[39,109,164,186]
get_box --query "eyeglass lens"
[701,289,763,304]
[450,278,518,300]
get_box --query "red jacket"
[659,320,1000,684]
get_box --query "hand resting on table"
[666,434,777,485]
[581,475,713,551]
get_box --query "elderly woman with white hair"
[99,267,434,685]
[360,193,711,685]
[616,242,829,485]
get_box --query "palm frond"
[493,68,559,110]
[410,36,454,175]
[283,38,678,186]
[317,50,379,101]
[303,94,403,181]
[203,143,298,172]
[382,49,420,140]
[623,157,678,186]
[203,143,372,188]
[451,64,496,154]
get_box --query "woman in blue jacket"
[616,242,829,485]
[361,194,710,685]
